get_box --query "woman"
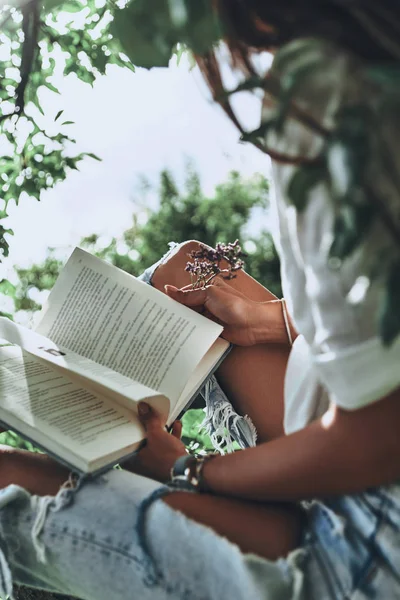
[1,2,400,599]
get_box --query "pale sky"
[1,55,271,287]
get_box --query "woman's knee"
[152,239,276,303]
[152,240,204,291]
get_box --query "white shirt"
[264,40,400,433]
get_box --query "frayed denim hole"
[135,486,172,587]
[30,473,87,564]
[136,484,200,592]
[201,375,258,453]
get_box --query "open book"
[0,248,230,474]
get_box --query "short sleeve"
[265,40,400,411]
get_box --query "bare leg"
[164,491,304,560]
[152,241,290,442]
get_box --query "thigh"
[164,489,303,561]
[152,241,290,441]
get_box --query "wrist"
[170,454,217,492]
[251,300,289,345]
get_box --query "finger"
[165,284,206,313]
[171,421,182,439]
[137,402,165,434]
[210,275,228,288]
[165,285,209,308]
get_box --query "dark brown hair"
[216,0,400,61]
[197,0,400,157]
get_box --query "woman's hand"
[125,402,187,483]
[165,278,289,346]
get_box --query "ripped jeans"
[0,471,305,600]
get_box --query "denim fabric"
[137,241,181,286]
[301,485,400,598]
[0,470,304,600]
[1,469,400,599]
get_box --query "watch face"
[172,455,196,477]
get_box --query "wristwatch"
[170,454,215,492]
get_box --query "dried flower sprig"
[185,240,246,289]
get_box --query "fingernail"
[138,402,150,416]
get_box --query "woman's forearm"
[0,446,69,495]
[203,387,400,502]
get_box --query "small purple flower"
[185,240,246,289]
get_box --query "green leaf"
[65,157,79,170]
[177,0,222,56]
[379,260,400,346]
[86,152,101,161]
[92,51,108,75]
[76,69,95,85]
[329,202,375,261]
[35,100,45,116]
[61,120,74,125]
[0,311,13,321]
[287,161,326,212]
[328,105,372,192]
[173,43,186,66]
[326,105,375,261]
[0,225,13,258]
[181,409,214,451]
[54,109,64,122]
[366,65,400,89]
[60,1,84,13]
[42,0,65,12]
[0,279,16,297]
[44,82,60,94]
[110,0,177,69]
[109,53,136,72]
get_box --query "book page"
[0,346,145,463]
[36,248,223,411]
[0,317,169,422]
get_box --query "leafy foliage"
[0,0,132,259]
[181,409,215,454]
[0,0,221,261]
[111,0,220,69]
[0,429,42,452]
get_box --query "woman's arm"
[130,385,400,502]
[203,385,400,501]
[5,381,400,503]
